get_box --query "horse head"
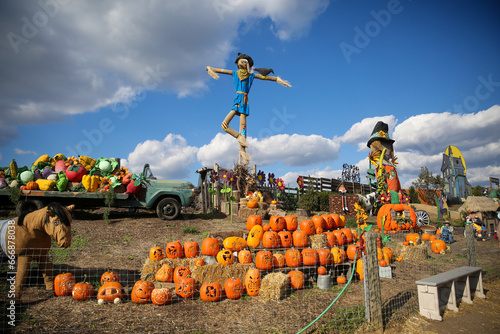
[44,203,74,248]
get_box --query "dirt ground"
[1,206,499,333]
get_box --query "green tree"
[412,166,444,204]
[408,186,420,203]
[472,185,484,196]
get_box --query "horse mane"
[17,202,71,227]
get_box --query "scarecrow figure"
[368,121,407,209]
[206,53,291,163]
[440,221,454,244]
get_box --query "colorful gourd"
[82,174,100,192]
[331,247,346,264]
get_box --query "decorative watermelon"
[20,170,34,184]
[65,164,87,182]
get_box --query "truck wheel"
[16,200,44,216]
[156,198,181,220]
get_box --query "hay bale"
[141,257,200,281]
[259,272,289,303]
[309,234,327,250]
[192,263,255,285]
[394,242,428,261]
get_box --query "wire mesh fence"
[0,224,489,333]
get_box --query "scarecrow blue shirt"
[231,70,255,116]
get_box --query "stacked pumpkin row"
[403,232,448,255]
[0,155,142,194]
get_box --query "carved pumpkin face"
[285,249,302,267]
[97,282,124,303]
[216,249,234,265]
[262,231,280,249]
[288,270,305,289]
[278,231,292,248]
[183,241,200,258]
[166,240,183,259]
[54,273,76,297]
[131,280,155,304]
[301,248,319,266]
[273,253,286,268]
[101,271,120,285]
[151,287,173,306]
[173,266,192,284]
[175,276,196,299]
[149,247,164,261]
[200,282,222,302]
[245,269,261,297]
[255,251,273,270]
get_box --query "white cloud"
[124,134,198,180]
[340,115,398,151]
[14,148,37,156]
[197,133,240,168]
[0,0,329,146]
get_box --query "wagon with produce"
[0,155,195,220]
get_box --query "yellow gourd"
[9,159,18,179]
[35,179,57,191]
[32,154,51,169]
[79,155,97,170]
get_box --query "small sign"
[379,266,392,278]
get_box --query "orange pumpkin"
[263,224,271,232]
[288,270,305,289]
[238,249,252,264]
[155,263,174,282]
[97,282,124,303]
[175,276,196,299]
[341,228,354,244]
[333,230,347,246]
[224,277,244,300]
[292,230,308,247]
[166,240,183,259]
[278,230,293,248]
[72,277,94,301]
[255,251,273,270]
[201,237,220,256]
[322,214,334,230]
[245,269,261,296]
[173,266,191,284]
[379,259,387,267]
[195,258,205,267]
[421,233,431,241]
[330,214,340,229]
[183,241,200,258]
[101,270,120,285]
[346,244,361,261]
[377,204,417,231]
[26,180,38,190]
[326,231,338,247]
[246,215,263,231]
[317,248,333,266]
[262,231,280,249]
[247,199,258,208]
[200,281,223,302]
[406,232,420,244]
[216,249,235,265]
[318,266,327,275]
[299,219,316,236]
[301,248,318,266]
[151,287,172,306]
[337,274,347,284]
[431,239,447,254]
[285,248,302,267]
[149,247,164,261]
[272,253,286,268]
[284,215,298,231]
[269,215,286,232]
[131,279,155,304]
[54,273,76,297]
[311,215,326,230]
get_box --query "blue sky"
[1,0,499,189]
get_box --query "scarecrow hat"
[235,53,254,68]
[367,121,395,148]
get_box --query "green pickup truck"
[0,164,195,220]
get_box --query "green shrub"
[409,186,420,204]
[318,191,333,212]
[298,191,319,212]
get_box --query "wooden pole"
[466,224,476,266]
[365,231,383,331]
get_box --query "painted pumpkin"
[201,237,220,256]
[246,215,263,231]
[278,230,293,248]
[175,276,196,299]
[97,282,124,303]
[301,248,319,266]
[183,241,200,258]
[288,270,305,289]
[285,248,302,267]
[149,247,164,261]
[54,273,76,297]
[238,249,252,264]
[131,279,155,304]
[223,236,247,252]
[151,287,172,306]
[284,215,298,231]
[299,219,316,236]
[292,230,308,247]
[224,277,244,300]
[245,269,261,297]
[262,231,280,249]
[216,249,235,265]
[155,263,174,282]
[255,250,273,270]
[200,281,223,302]
[173,266,192,284]
[247,224,264,248]
[269,215,286,232]
[273,253,286,268]
[166,240,183,259]
[72,278,94,301]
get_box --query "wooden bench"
[415,266,485,320]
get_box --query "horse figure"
[358,192,377,216]
[1,202,74,300]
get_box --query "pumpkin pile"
[0,154,143,194]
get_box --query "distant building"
[441,145,472,199]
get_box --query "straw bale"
[191,263,255,285]
[258,272,289,303]
[309,234,327,250]
[140,257,200,281]
[394,242,428,261]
